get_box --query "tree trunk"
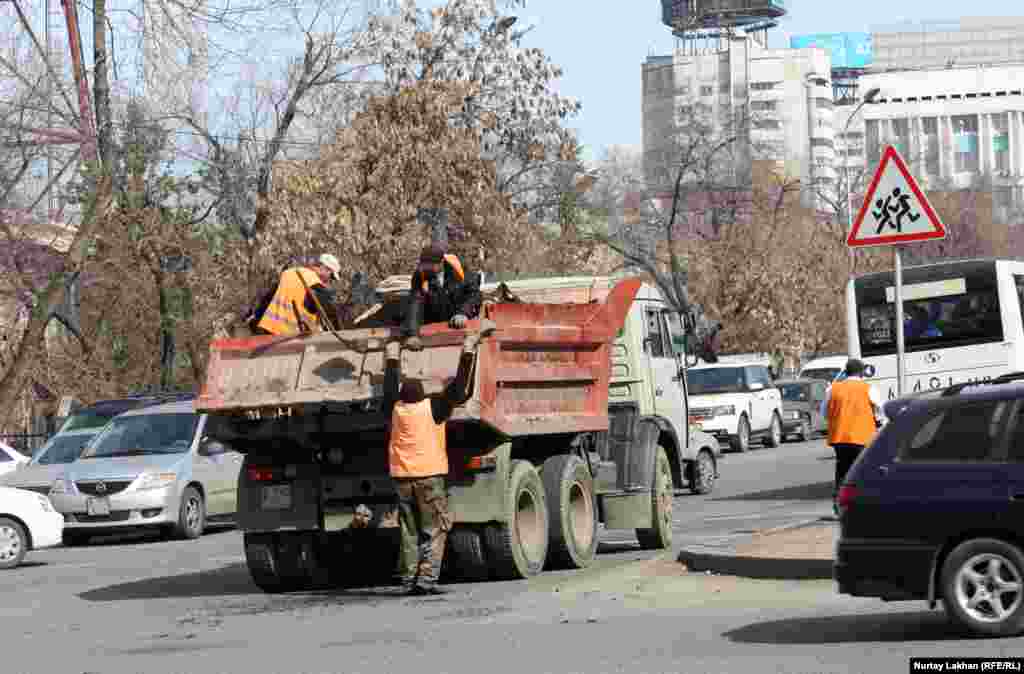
[92,0,113,171]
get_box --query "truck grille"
[76,480,133,497]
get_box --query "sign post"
[847,145,947,398]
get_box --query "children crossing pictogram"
[847,146,946,247]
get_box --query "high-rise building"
[642,36,834,209]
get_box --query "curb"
[676,517,835,581]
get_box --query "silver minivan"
[48,400,242,544]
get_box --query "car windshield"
[779,383,811,402]
[801,368,841,382]
[32,433,98,465]
[81,413,199,459]
[60,411,116,432]
[688,367,747,395]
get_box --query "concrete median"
[677,518,836,580]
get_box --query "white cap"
[318,253,341,281]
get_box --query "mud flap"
[599,418,659,531]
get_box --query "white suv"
[687,362,783,452]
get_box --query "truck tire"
[483,460,549,580]
[636,446,674,550]
[244,532,295,593]
[541,454,597,570]
[445,527,490,582]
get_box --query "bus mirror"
[864,364,876,378]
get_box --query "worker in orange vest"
[256,254,343,335]
[402,244,482,350]
[824,358,881,514]
[386,321,492,595]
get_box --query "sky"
[520,0,1021,160]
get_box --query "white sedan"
[0,486,64,568]
[0,441,28,477]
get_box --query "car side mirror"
[200,438,229,456]
[749,382,765,391]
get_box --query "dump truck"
[196,275,721,592]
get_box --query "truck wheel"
[764,412,782,448]
[483,460,549,580]
[541,454,597,570]
[689,449,716,495]
[446,527,489,582]
[172,486,205,540]
[636,446,673,550]
[729,415,750,453]
[275,532,327,591]
[244,533,295,593]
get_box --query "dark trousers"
[393,476,451,589]
[833,443,865,493]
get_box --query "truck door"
[642,306,687,433]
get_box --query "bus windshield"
[854,262,1004,357]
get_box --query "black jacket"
[410,260,482,324]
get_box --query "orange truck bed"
[195,278,641,437]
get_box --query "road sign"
[847,145,946,247]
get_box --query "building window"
[811,138,834,149]
[700,85,713,96]
[993,112,1010,173]
[842,131,864,141]
[750,100,777,112]
[892,118,910,158]
[866,119,880,168]
[922,117,940,177]
[750,81,778,91]
[753,119,782,130]
[953,114,980,174]
[815,97,834,109]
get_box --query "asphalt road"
[6,437,1016,674]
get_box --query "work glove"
[404,335,423,351]
[450,314,468,329]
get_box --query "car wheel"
[941,538,1024,637]
[689,449,716,495]
[798,421,811,443]
[173,486,206,540]
[729,415,750,453]
[0,517,27,569]
[764,412,782,448]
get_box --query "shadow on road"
[711,481,833,502]
[75,524,236,548]
[723,610,978,644]
[79,562,257,602]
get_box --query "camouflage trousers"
[394,476,452,590]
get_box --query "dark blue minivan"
[835,373,1024,637]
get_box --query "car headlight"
[712,405,735,416]
[50,478,71,495]
[36,494,55,511]
[133,472,178,491]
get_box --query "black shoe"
[408,585,447,596]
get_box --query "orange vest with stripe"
[388,399,448,478]
[827,379,876,447]
[257,267,322,336]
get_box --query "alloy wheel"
[0,523,22,563]
[954,553,1023,624]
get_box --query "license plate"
[86,498,111,516]
[261,484,292,510]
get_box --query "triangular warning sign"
[847,145,947,247]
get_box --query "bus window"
[854,265,1003,357]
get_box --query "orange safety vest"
[257,267,322,336]
[388,399,448,478]
[827,379,876,447]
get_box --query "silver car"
[0,428,101,497]
[49,401,243,544]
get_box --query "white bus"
[847,258,1024,401]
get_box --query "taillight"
[247,467,277,482]
[837,484,859,511]
[465,455,497,471]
